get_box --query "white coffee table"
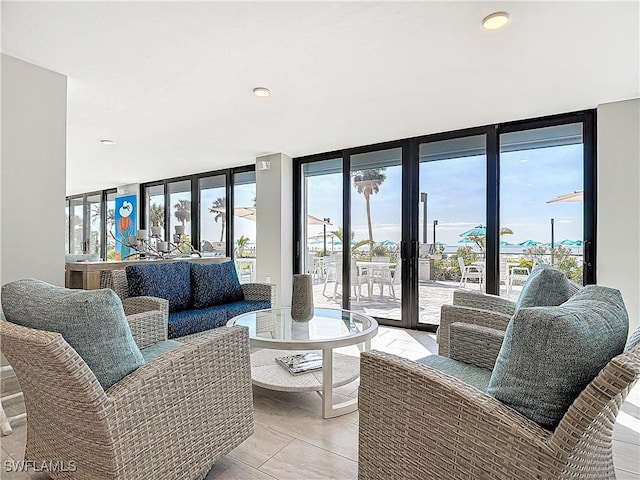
[227,307,378,418]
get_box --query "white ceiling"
[2,1,639,195]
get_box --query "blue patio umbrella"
[559,239,583,246]
[518,239,541,247]
[460,225,486,237]
[500,240,515,246]
[380,240,396,246]
[458,238,475,244]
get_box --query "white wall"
[1,55,67,286]
[255,153,293,307]
[597,98,640,334]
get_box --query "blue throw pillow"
[127,261,191,312]
[1,279,145,390]
[487,285,629,430]
[191,261,244,308]
[514,264,580,311]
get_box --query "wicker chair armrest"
[438,304,511,357]
[122,296,168,316]
[453,289,517,315]
[449,322,505,370]
[126,310,168,349]
[105,326,254,476]
[242,283,277,306]
[359,351,556,480]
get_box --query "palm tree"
[209,197,226,242]
[352,168,387,245]
[150,203,164,228]
[173,199,191,227]
[331,227,371,251]
[236,235,250,257]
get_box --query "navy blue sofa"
[101,261,275,339]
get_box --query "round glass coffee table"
[227,307,378,418]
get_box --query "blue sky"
[305,143,583,248]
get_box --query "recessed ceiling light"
[253,87,271,98]
[483,12,509,31]
[100,139,115,145]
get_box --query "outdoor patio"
[312,278,523,325]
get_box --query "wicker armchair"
[0,319,254,480]
[438,290,515,366]
[359,328,640,480]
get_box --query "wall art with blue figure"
[115,194,137,260]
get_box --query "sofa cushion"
[168,300,271,338]
[417,355,492,391]
[487,285,628,430]
[140,339,183,362]
[514,264,580,311]
[127,261,191,312]
[191,261,244,308]
[224,300,271,321]
[1,279,145,389]
[168,304,229,338]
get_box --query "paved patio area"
[312,278,522,325]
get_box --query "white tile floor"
[1,327,638,479]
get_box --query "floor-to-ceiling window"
[64,200,70,254]
[144,183,165,243]
[349,148,403,321]
[233,170,256,282]
[294,111,595,330]
[69,196,84,254]
[499,122,586,299]
[199,174,227,255]
[104,190,117,260]
[418,135,486,326]
[86,192,102,256]
[300,158,343,307]
[168,179,192,250]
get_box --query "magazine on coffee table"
[276,352,323,375]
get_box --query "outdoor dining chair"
[458,257,484,290]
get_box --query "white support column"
[597,98,640,334]
[255,153,293,307]
[1,54,67,286]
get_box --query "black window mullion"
[292,159,302,273]
[191,176,199,250]
[226,169,233,258]
[583,111,597,285]
[100,190,107,260]
[402,140,418,329]
[163,180,170,242]
[486,126,500,295]
[341,152,351,311]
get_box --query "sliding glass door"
[294,111,596,330]
[301,158,343,308]
[499,122,587,299]
[417,135,486,328]
[349,148,404,323]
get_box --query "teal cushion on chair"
[140,339,183,362]
[1,279,145,389]
[417,355,492,391]
[487,285,629,430]
[514,264,580,311]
